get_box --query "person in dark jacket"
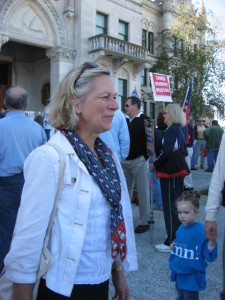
[150,104,187,252]
[122,96,151,234]
[203,120,224,172]
[34,112,44,128]
[152,112,167,210]
[184,120,194,190]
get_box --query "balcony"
[88,34,147,64]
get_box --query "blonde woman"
[4,63,137,300]
[150,104,187,253]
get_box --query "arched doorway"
[0,0,67,111]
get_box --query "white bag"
[0,143,65,300]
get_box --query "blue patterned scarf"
[62,130,127,261]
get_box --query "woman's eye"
[101,96,108,101]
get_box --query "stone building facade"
[0,0,190,116]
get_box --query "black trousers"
[160,177,184,245]
[37,278,109,300]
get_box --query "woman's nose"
[109,98,119,110]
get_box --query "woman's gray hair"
[48,63,111,130]
[166,103,186,127]
[4,87,29,110]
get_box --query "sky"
[192,0,225,122]
[192,0,225,17]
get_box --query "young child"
[169,191,217,300]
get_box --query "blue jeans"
[191,144,195,169]
[207,150,218,171]
[151,169,163,208]
[176,288,199,300]
[0,173,24,273]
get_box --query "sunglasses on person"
[73,62,98,89]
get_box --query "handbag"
[0,143,65,300]
[156,147,190,179]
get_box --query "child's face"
[177,201,199,226]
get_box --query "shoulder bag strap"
[44,143,65,240]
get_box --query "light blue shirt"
[99,110,130,162]
[0,111,46,176]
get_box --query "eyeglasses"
[74,62,98,89]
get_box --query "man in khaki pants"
[122,95,150,234]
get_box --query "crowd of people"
[0,62,224,299]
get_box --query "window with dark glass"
[142,29,147,48]
[96,12,108,35]
[119,20,128,41]
[141,69,147,86]
[118,79,127,112]
[179,39,183,58]
[148,32,154,54]
[172,36,177,56]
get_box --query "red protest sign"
[150,73,172,102]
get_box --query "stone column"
[46,46,76,93]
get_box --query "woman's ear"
[70,98,81,114]
[75,103,82,114]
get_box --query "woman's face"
[163,109,171,126]
[75,75,119,136]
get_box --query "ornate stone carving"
[0,0,65,46]
[0,32,9,49]
[46,46,76,63]
[112,58,128,74]
[142,0,161,11]
[41,0,65,45]
[63,7,75,21]
[8,6,47,36]
[118,68,129,79]
[63,0,75,21]
[133,63,145,77]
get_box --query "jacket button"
[71,177,76,183]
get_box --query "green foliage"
[147,2,225,120]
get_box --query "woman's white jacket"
[5,131,138,297]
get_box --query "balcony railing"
[88,34,147,62]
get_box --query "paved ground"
[109,167,224,299]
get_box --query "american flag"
[130,88,139,98]
[183,80,192,122]
[183,80,192,144]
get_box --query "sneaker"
[134,224,150,234]
[155,244,171,253]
